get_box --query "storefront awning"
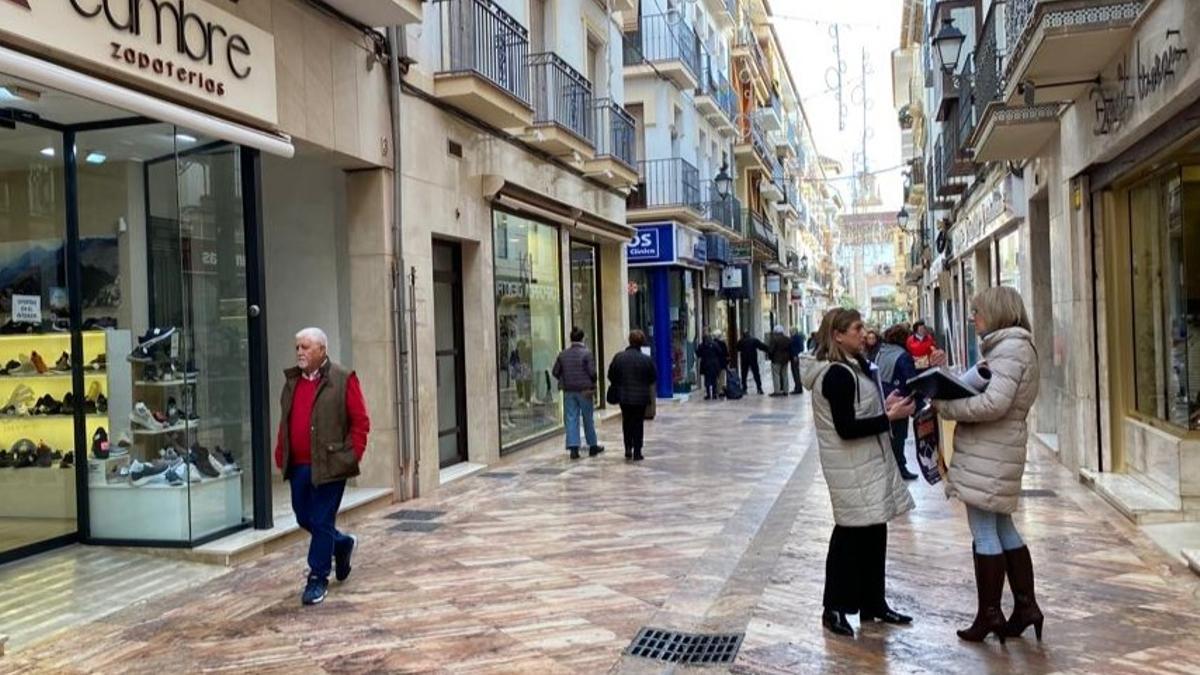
[0,46,294,158]
[484,176,634,243]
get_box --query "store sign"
[626,223,675,265]
[721,266,743,289]
[676,225,706,268]
[950,173,1021,256]
[11,294,41,323]
[765,274,781,293]
[0,0,278,125]
[730,241,752,264]
[1092,29,1190,136]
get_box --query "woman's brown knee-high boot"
[1002,545,1044,640]
[957,548,1007,643]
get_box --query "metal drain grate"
[1020,489,1057,498]
[626,627,743,666]
[385,509,445,521]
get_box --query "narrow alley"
[2,393,1198,674]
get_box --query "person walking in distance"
[274,327,371,606]
[864,329,882,363]
[695,332,726,401]
[607,330,657,461]
[807,331,819,353]
[799,308,917,638]
[768,325,792,396]
[907,320,938,371]
[736,330,768,395]
[789,327,806,395]
[552,327,603,460]
[876,324,920,481]
[930,287,1043,644]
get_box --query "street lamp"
[714,163,733,201]
[896,207,910,230]
[933,16,965,75]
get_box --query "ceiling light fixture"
[39,147,55,157]
[85,151,107,164]
[175,133,197,144]
[0,84,41,102]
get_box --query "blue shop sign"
[705,233,730,265]
[626,223,676,265]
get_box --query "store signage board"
[1092,28,1189,136]
[11,294,40,322]
[730,241,752,264]
[0,0,278,126]
[627,223,676,266]
[951,173,1022,256]
[721,266,743,289]
[765,275,781,293]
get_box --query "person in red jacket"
[906,320,938,370]
[274,327,371,606]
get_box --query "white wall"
[261,151,350,441]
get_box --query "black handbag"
[606,384,620,405]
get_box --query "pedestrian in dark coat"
[876,324,919,481]
[789,327,806,395]
[768,325,793,396]
[736,331,768,394]
[695,333,726,400]
[607,330,657,461]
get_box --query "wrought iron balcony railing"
[627,158,700,211]
[698,53,737,123]
[527,52,593,142]
[623,13,701,82]
[974,1,1008,125]
[591,98,635,168]
[741,112,771,166]
[434,0,530,105]
[698,182,744,235]
[745,209,777,249]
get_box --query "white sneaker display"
[130,402,165,431]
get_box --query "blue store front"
[626,223,709,398]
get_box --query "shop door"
[569,242,602,406]
[433,241,467,468]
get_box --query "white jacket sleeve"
[936,350,1025,423]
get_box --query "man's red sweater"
[274,373,370,469]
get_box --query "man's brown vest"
[280,360,360,485]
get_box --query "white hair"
[295,327,328,348]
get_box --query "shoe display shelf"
[0,331,109,451]
[89,471,242,541]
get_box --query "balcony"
[626,158,702,224]
[322,0,421,25]
[1003,0,1144,106]
[696,182,745,237]
[775,181,800,220]
[695,54,738,137]
[772,118,798,157]
[704,0,738,29]
[760,165,784,203]
[623,13,702,91]
[758,92,783,132]
[525,52,594,159]
[969,1,1068,161]
[745,209,778,258]
[734,112,771,173]
[583,99,638,188]
[432,0,533,129]
[733,20,771,99]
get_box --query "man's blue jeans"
[966,504,1025,555]
[290,464,353,580]
[563,391,598,449]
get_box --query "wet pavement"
[2,391,1199,674]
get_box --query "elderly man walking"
[768,325,793,397]
[553,326,604,459]
[274,327,371,606]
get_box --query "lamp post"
[714,163,733,201]
[897,207,910,230]
[933,16,965,75]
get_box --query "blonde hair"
[815,308,863,364]
[973,286,1031,333]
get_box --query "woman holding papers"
[800,308,917,638]
[930,287,1043,644]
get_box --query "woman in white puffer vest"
[799,308,917,638]
[932,286,1043,645]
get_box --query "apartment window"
[586,34,604,95]
[627,103,645,162]
[530,0,551,53]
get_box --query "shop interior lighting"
[85,152,107,164]
[39,147,55,157]
[175,133,197,144]
[0,85,40,102]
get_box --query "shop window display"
[997,231,1020,290]
[494,210,563,449]
[670,270,697,393]
[570,242,602,406]
[1129,169,1200,430]
[0,75,257,555]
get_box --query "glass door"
[569,241,602,406]
[0,120,77,561]
[433,240,467,468]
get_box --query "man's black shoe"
[900,468,919,481]
[301,574,328,605]
[822,609,855,637]
[632,451,644,461]
[624,449,632,460]
[335,534,357,583]
[588,445,605,457]
[861,606,912,624]
[569,447,580,460]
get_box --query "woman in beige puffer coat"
[933,286,1043,645]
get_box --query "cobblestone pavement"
[2,393,1199,674]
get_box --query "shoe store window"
[0,75,267,559]
[493,209,563,451]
